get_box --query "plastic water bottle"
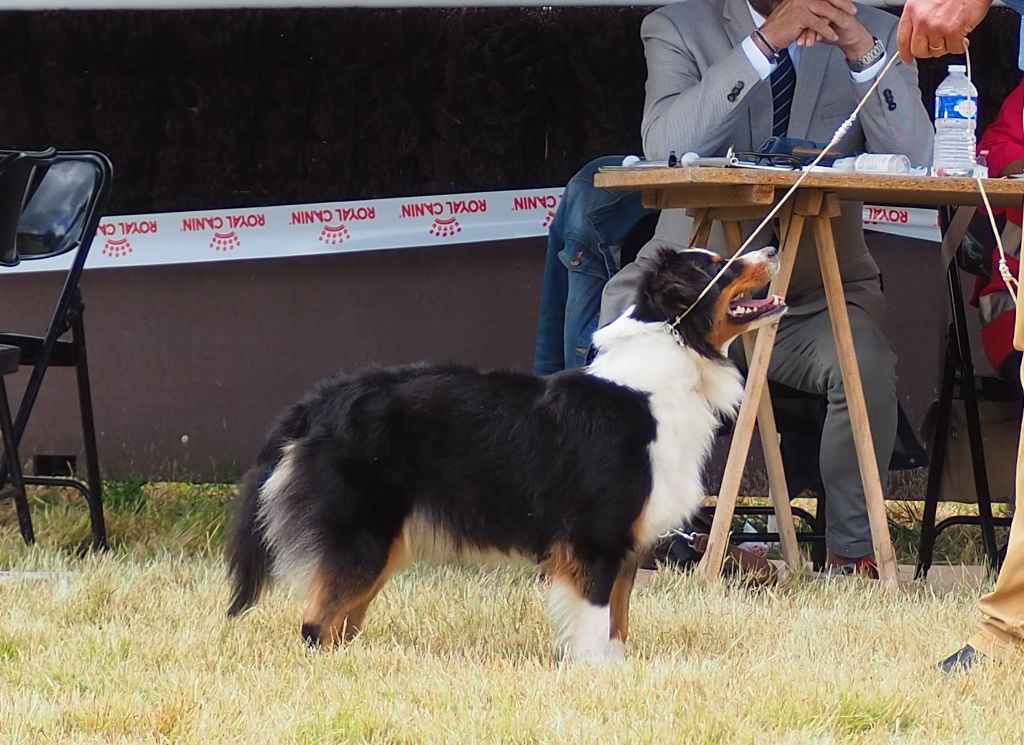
[933,64,978,177]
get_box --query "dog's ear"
[644,248,713,319]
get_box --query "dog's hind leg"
[301,533,406,648]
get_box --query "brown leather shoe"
[824,553,879,579]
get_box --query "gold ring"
[928,43,944,50]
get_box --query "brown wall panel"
[1,239,546,480]
[3,232,950,489]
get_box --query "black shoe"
[939,644,983,675]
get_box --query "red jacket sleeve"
[978,79,1024,226]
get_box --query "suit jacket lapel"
[789,43,832,140]
[723,0,771,151]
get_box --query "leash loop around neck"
[662,311,689,346]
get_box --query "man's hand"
[760,0,859,49]
[896,0,991,63]
[823,15,875,60]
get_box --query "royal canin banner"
[6,188,939,274]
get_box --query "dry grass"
[1,486,1022,744]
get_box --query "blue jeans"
[533,156,657,374]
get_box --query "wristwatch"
[847,36,885,73]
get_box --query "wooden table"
[594,166,1024,585]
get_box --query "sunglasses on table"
[729,151,805,169]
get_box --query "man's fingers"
[926,32,947,54]
[819,0,857,17]
[809,0,852,29]
[896,13,914,64]
[946,35,967,54]
[909,26,934,58]
[798,29,818,47]
[804,13,840,41]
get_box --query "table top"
[594,166,1024,209]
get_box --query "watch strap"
[847,36,885,73]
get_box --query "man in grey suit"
[600,0,933,572]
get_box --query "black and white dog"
[227,246,785,661]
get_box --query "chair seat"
[0,344,19,375]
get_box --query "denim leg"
[562,241,613,369]
[534,154,654,372]
[533,203,570,375]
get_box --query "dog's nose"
[301,623,323,648]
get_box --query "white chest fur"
[587,313,743,547]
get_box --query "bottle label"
[935,94,978,120]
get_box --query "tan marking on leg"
[302,534,407,647]
[630,508,653,550]
[609,557,638,643]
[339,535,406,642]
[543,542,589,655]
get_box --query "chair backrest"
[4,150,112,268]
[0,149,56,267]
[939,205,1007,280]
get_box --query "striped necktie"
[770,47,796,137]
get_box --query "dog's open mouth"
[727,295,786,322]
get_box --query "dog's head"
[633,246,787,357]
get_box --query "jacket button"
[736,80,745,91]
[888,102,897,111]
[727,92,737,102]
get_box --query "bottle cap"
[948,64,967,73]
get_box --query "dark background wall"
[0,6,1020,215]
[0,7,1019,486]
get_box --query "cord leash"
[676,52,902,321]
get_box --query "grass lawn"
[0,484,1021,744]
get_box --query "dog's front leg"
[546,554,627,664]
[608,556,639,659]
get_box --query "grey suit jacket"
[600,0,934,323]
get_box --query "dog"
[226,245,785,662]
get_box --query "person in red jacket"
[972,82,1024,387]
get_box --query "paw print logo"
[542,210,556,229]
[102,238,133,258]
[429,217,462,238]
[318,224,350,245]
[210,231,240,252]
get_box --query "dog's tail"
[226,465,273,617]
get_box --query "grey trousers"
[762,285,897,558]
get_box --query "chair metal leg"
[916,342,956,580]
[947,265,1000,570]
[71,311,107,551]
[0,378,35,545]
[811,486,826,571]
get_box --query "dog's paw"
[564,639,626,665]
[604,639,626,664]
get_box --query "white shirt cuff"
[850,51,886,83]
[741,34,777,81]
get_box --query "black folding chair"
[707,384,927,571]
[0,149,113,550]
[1,149,56,544]
[916,208,1017,578]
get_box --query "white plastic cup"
[853,154,911,174]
